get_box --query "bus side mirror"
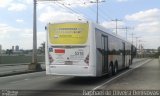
[45,26,47,30]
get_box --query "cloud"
[0,24,19,35]
[38,6,86,23]
[33,0,99,23]
[141,36,160,49]
[8,3,27,12]
[16,19,24,23]
[101,21,125,29]
[135,21,160,34]
[125,8,160,22]
[125,8,160,49]
[0,0,13,8]
[125,8,160,34]
[25,0,33,4]
[0,23,45,49]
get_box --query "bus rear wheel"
[113,64,118,75]
[109,64,113,77]
[126,60,131,69]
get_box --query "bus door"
[122,42,125,67]
[102,35,108,74]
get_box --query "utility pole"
[33,0,37,64]
[135,37,141,49]
[138,40,145,55]
[111,19,122,34]
[130,32,135,45]
[96,0,99,24]
[29,0,63,71]
[118,26,131,40]
[125,27,129,40]
[28,0,42,71]
[90,0,105,24]
[134,36,141,58]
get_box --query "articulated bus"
[45,21,136,77]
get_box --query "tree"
[158,46,160,54]
[6,49,13,55]
[38,42,45,54]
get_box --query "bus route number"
[75,51,84,56]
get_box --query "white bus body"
[45,21,136,77]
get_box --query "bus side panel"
[108,36,124,70]
[95,29,103,76]
[89,23,97,77]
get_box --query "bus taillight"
[55,49,65,54]
[84,54,89,65]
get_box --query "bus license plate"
[65,61,73,65]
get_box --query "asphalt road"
[0,58,145,76]
[0,65,28,74]
[0,59,159,96]
[100,59,160,90]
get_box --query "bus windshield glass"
[48,23,89,45]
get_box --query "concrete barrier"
[0,55,45,64]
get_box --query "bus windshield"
[48,23,89,45]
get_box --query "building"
[0,44,2,54]
[12,46,14,51]
[15,45,19,51]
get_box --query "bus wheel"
[109,65,113,77]
[113,64,118,75]
[126,60,131,69]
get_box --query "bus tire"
[113,62,118,75]
[109,64,113,77]
[126,60,131,69]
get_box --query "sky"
[0,0,160,50]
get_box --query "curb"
[0,69,45,77]
[132,58,148,64]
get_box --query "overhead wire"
[38,1,89,21]
[77,0,97,21]
[56,1,94,21]
[77,0,109,23]
[79,0,114,23]
[57,1,96,21]
[37,0,115,23]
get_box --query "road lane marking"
[92,69,131,90]
[92,59,152,91]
